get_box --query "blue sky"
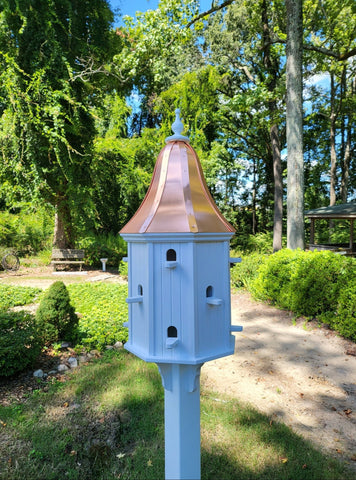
[109,0,212,25]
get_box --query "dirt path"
[1,268,356,469]
[202,291,356,470]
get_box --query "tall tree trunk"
[53,197,75,249]
[340,75,354,203]
[341,123,351,203]
[329,73,337,207]
[262,0,283,251]
[286,0,304,250]
[271,124,283,251]
[252,159,257,235]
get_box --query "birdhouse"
[120,110,239,365]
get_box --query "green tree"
[201,0,287,238]
[0,0,114,247]
[112,0,203,133]
[91,94,158,232]
[303,0,356,205]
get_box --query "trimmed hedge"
[230,253,266,290]
[232,249,356,342]
[0,311,42,377]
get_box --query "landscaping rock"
[33,369,44,378]
[113,341,123,350]
[57,364,69,372]
[68,357,78,368]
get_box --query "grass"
[0,350,352,480]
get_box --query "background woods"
[0,0,355,252]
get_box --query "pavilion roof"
[305,202,356,219]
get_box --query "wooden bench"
[51,249,85,271]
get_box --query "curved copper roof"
[120,139,235,234]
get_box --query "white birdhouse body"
[120,109,237,366]
[121,233,235,364]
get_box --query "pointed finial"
[165,108,190,143]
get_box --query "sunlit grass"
[0,350,352,480]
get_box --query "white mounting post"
[157,363,203,480]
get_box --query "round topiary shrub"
[0,311,42,377]
[35,281,79,344]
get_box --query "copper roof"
[120,138,235,234]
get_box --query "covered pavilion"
[305,202,356,255]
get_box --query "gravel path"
[202,291,356,470]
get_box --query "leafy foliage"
[251,249,302,308]
[320,275,356,342]
[230,253,266,290]
[0,207,53,255]
[0,284,41,310]
[67,283,128,350]
[232,232,281,254]
[249,249,356,341]
[0,311,42,377]
[0,0,115,247]
[36,281,78,344]
[78,232,127,267]
[288,250,351,316]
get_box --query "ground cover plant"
[0,350,352,480]
[67,283,129,350]
[0,284,41,310]
[0,282,129,376]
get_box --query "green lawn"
[0,350,352,480]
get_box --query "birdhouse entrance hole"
[167,326,178,338]
[206,286,213,297]
[166,249,176,261]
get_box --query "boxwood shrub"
[250,249,301,309]
[230,253,266,290]
[0,311,42,377]
[288,250,351,317]
[250,249,356,341]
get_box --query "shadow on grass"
[0,350,352,480]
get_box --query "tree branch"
[71,56,129,84]
[264,37,356,61]
[186,0,235,28]
[303,44,356,61]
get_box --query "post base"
[157,363,203,480]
